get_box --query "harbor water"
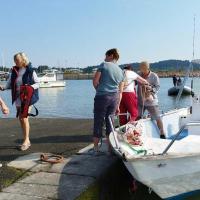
[0,78,200,118]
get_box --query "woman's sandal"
[20,143,31,151]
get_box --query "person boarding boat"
[119,65,147,125]
[137,61,166,139]
[92,48,124,155]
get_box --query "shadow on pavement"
[14,135,92,144]
[0,146,18,150]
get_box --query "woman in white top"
[0,52,39,151]
[119,65,147,125]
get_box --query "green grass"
[0,165,30,191]
[75,160,163,200]
[185,194,200,200]
[76,160,133,200]
[76,182,99,200]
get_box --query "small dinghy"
[168,85,193,96]
[109,95,200,199]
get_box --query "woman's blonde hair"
[14,52,29,66]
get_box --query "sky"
[0,0,200,68]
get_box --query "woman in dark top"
[0,52,39,151]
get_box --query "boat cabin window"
[56,73,64,80]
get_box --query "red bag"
[19,85,38,118]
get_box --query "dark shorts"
[138,104,160,120]
[93,93,119,138]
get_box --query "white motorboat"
[109,95,200,199]
[38,70,66,88]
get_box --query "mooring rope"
[40,153,64,164]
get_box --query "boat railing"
[109,113,129,150]
[110,115,200,156]
[162,122,200,155]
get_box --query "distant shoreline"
[1,71,199,82]
[63,71,200,80]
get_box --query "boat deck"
[142,134,200,156]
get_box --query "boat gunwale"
[112,138,200,161]
[123,152,200,162]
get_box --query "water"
[0,78,200,118]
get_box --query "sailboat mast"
[192,15,195,60]
[191,15,195,91]
[1,53,4,71]
[175,16,196,107]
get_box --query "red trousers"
[119,92,138,125]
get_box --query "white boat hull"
[123,155,200,199]
[39,81,66,88]
[109,104,200,199]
